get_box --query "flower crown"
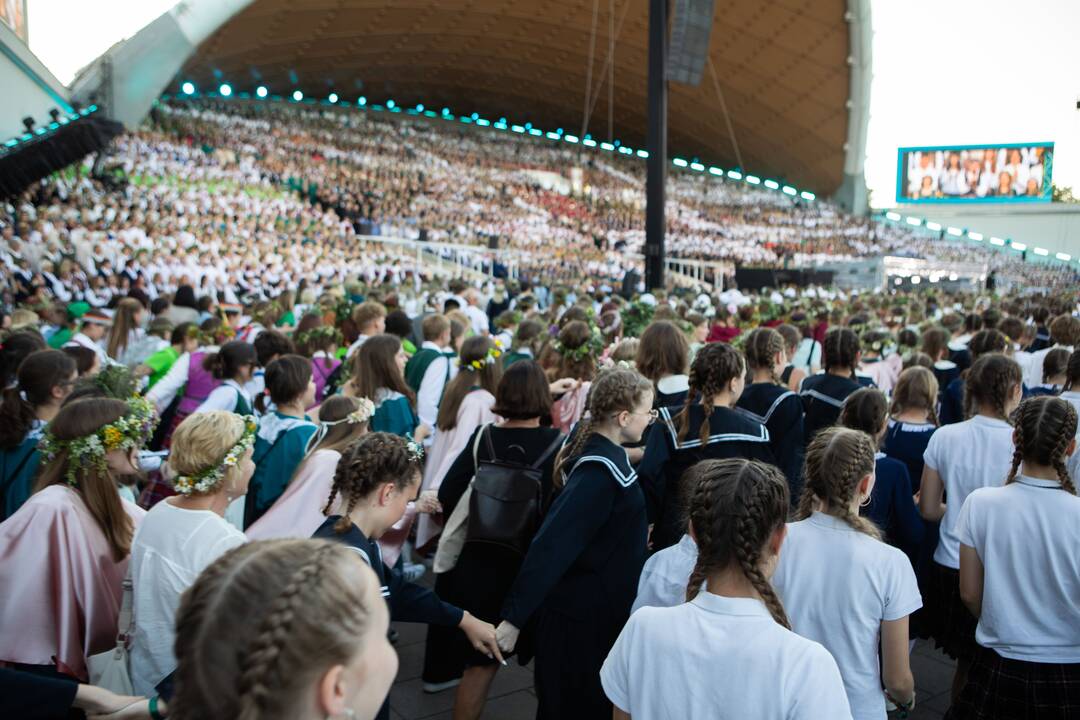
[406,438,425,462]
[172,415,257,495]
[39,396,158,486]
[326,397,376,427]
[461,339,504,371]
[295,324,343,348]
[552,327,605,364]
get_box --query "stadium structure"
[2,0,1077,288]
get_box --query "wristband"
[149,695,165,720]
[885,689,915,718]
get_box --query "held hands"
[495,620,521,655]
[415,490,442,514]
[549,377,578,395]
[414,423,432,444]
[460,611,506,665]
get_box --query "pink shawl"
[245,449,342,541]
[414,390,497,550]
[552,381,591,434]
[0,485,145,679]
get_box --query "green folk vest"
[405,348,455,394]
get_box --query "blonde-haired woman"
[246,395,375,541]
[129,410,256,695]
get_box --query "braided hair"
[796,426,882,540]
[684,458,791,628]
[677,343,745,446]
[967,329,1009,362]
[822,327,860,375]
[1065,351,1080,392]
[839,388,889,437]
[324,432,423,533]
[889,366,940,426]
[171,539,379,720]
[964,353,1022,421]
[1006,397,1078,494]
[552,367,653,486]
[743,328,786,384]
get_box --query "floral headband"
[552,327,605,364]
[39,395,158,486]
[461,339,505,371]
[406,438,425,462]
[173,415,257,495]
[296,324,342,348]
[327,397,376,427]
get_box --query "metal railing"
[356,233,732,290]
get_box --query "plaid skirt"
[929,562,978,660]
[953,644,1080,719]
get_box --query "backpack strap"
[530,432,566,470]
[473,422,490,469]
[483,423,497,462]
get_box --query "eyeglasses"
[626,409,659,425]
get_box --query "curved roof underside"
[178,0,852,194]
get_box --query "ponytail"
[0,350,76,450]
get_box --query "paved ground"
[387,572,959,720]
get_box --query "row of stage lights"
[177,81,816,203]
[2,105,100,153]
[178,82,1073,269]
[881,211,1072,263]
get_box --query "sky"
[23,0,1080,207]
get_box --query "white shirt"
[632,533,698,613]
[463,304,489,335]
[345,334,370,359]
[601,593,852,720]
[956,477,1080,663]
[772,512,922,720]
[64,331,109,365]
[416,341,457,439]
[1024,345,1073,389]
[129,500,246,695]
[923,415,1015,569]
[194,379,253,415]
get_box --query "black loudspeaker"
[667,0,715,86]
[419,228,429,242]
[487,236,500,250]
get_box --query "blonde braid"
[236,544,337,720]
[802,427,882,540]
[553,417,593,488]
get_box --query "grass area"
[128,174,289,199]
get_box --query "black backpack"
[465,425,564,555]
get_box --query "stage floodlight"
[329,93,339,103]
[256,86,268,98]
[219,84,232,97]
[292,90,304,102]
[182,82,196,95]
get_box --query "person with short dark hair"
[422,359,565,707]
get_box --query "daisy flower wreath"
[39,395,158,487]
[172,415,258,495]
